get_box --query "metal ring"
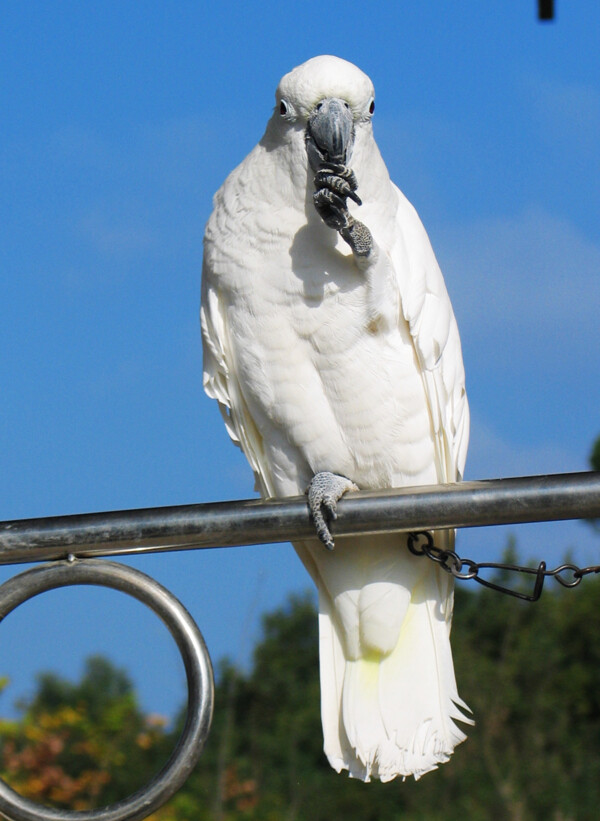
[0,559,214,821]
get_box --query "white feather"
[201,55,471,781]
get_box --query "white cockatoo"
[201,55,471,782]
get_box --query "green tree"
[589,435,600,472]
[4,547,600,820]
[1,656,174,810]
[588,433,600,531]
[173,552,600,821]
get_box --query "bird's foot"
[314,163,361,206]
[313,188,350,231]
[313,162,373,256]
[306,471,358,550]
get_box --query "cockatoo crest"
[276,55,374,121]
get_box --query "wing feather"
[390,183,469,483]
[201,266,275,497]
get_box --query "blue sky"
[1,1,599,722]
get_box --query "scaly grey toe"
[306,471,358,550]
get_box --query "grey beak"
[306,98,354,170]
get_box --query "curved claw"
[306,471,359,550]
[314,169,362,205]
[319,162,358,187]
[313,160,367,240]
[313,189,350,231]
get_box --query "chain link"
[407,531,600,602]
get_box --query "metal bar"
[0,472,598,566]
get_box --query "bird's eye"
[280,100,289,116]
[368,98,375,115]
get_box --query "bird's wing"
[201,259,276,498]
[389,183,469,484]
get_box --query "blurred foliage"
[2,545,600,820]
[590,435,600,473]
[588,434,600,531]
[0,656,174,814]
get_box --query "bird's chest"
[230,243,371,364]
[221,234,435,489]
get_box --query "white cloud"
[438,207,600,361]
[45,118,228,265]
[465,413,587,482]
[456,414,598,571]
[524,76,600,156]
[77,205,155,255]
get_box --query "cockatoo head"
[274,55,375,170]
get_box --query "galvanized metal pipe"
[1,472,599,566]
[0,471,598,821]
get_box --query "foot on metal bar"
[306,471,358,550]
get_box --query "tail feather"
[296,534,472,782]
